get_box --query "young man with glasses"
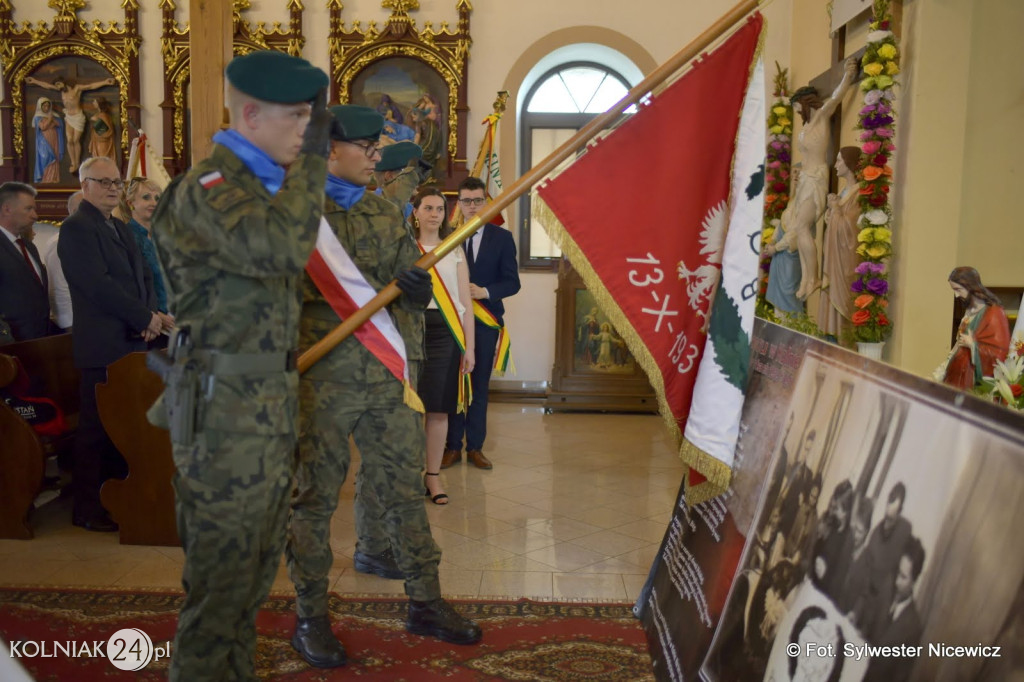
[58,156,162,532]
[442,176,520,470]
[285,105,481,670]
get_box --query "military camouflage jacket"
[300,189,425,383]
[152,145,326,434]
[379,168,419,212]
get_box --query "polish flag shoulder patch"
[199,171,225,189]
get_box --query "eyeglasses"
[458,197,486,206]
[344,140,382,158]
[84,177,125,189]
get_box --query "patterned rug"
[0,587,654,680]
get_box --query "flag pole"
[298,0,760,374]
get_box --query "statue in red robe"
[936,267,1010,390]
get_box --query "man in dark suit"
[442,177,520,470]
[59,156,163,531]
[865,535,926,681]
[860,481,913,639]
[0,182,53,343]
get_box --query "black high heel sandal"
[424,472,449,505]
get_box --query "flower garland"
[758,63,793,312]
[979,336,1024,411]
[850,0,898,343]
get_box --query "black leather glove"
[300,88,336,159]
[395,266,432,307]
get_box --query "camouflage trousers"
[286,373,441,617]
[169,429,295,682]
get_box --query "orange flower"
[883,165,894,176]
[854,294,875,309]
[862,166,883,181]
[765,194,777,203]
[859,186,874,195]
[878,299,889,308]
[852,310,871,325]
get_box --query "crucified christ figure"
[26,74,116,173]
[764,58,858,300]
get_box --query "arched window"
[519,62,633,270]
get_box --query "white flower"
[864,90,884,105]
[865,209,889,225]
[994,355,1024,384]
[868,30,893,43]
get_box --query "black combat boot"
[291,615,346,668]
[406,598,483,645]
[353,547,403,579]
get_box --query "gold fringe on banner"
[681,26,767,506]
[531,195,682,448]
[532,18,766,506]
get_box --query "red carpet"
[0,587,654,680]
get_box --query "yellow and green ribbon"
[473,300,515,376]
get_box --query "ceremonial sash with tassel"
[306,217,424,412]
[472,301,515,376]
[418,243,473,413]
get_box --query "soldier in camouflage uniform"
[373,140,424,219]
[286,106,482,669]
[149,51,334,682]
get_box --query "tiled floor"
[0,404,683,603]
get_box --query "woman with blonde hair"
[124,177,173,330]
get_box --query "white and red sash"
[305,217,424,412]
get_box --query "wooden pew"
[0,333,80,539]
[97,351,179,546]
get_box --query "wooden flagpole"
[299,0,760,373]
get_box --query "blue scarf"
[211,129,286,195]
[325,174,366,210]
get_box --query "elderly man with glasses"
[58,155,163,532]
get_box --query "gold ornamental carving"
[337,44,461,159]
[329,0,472,163]
[160,0,306,165]
[0,0,140,158]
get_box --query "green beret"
[375,141,423,171]
[329,105,383,141]
[225,51,327,104]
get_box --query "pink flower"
[874,128,894,138]
[767,160,782,168]
[860,130,875,141]
[862,141,882,154]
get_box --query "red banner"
[536,16,762,457]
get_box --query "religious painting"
[350,58,449,182]
[573,288,636,374]
[546,260,655,412]
[24,57,120,186]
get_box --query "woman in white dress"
[413,188,474,504]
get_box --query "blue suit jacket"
[466,223,520,326]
